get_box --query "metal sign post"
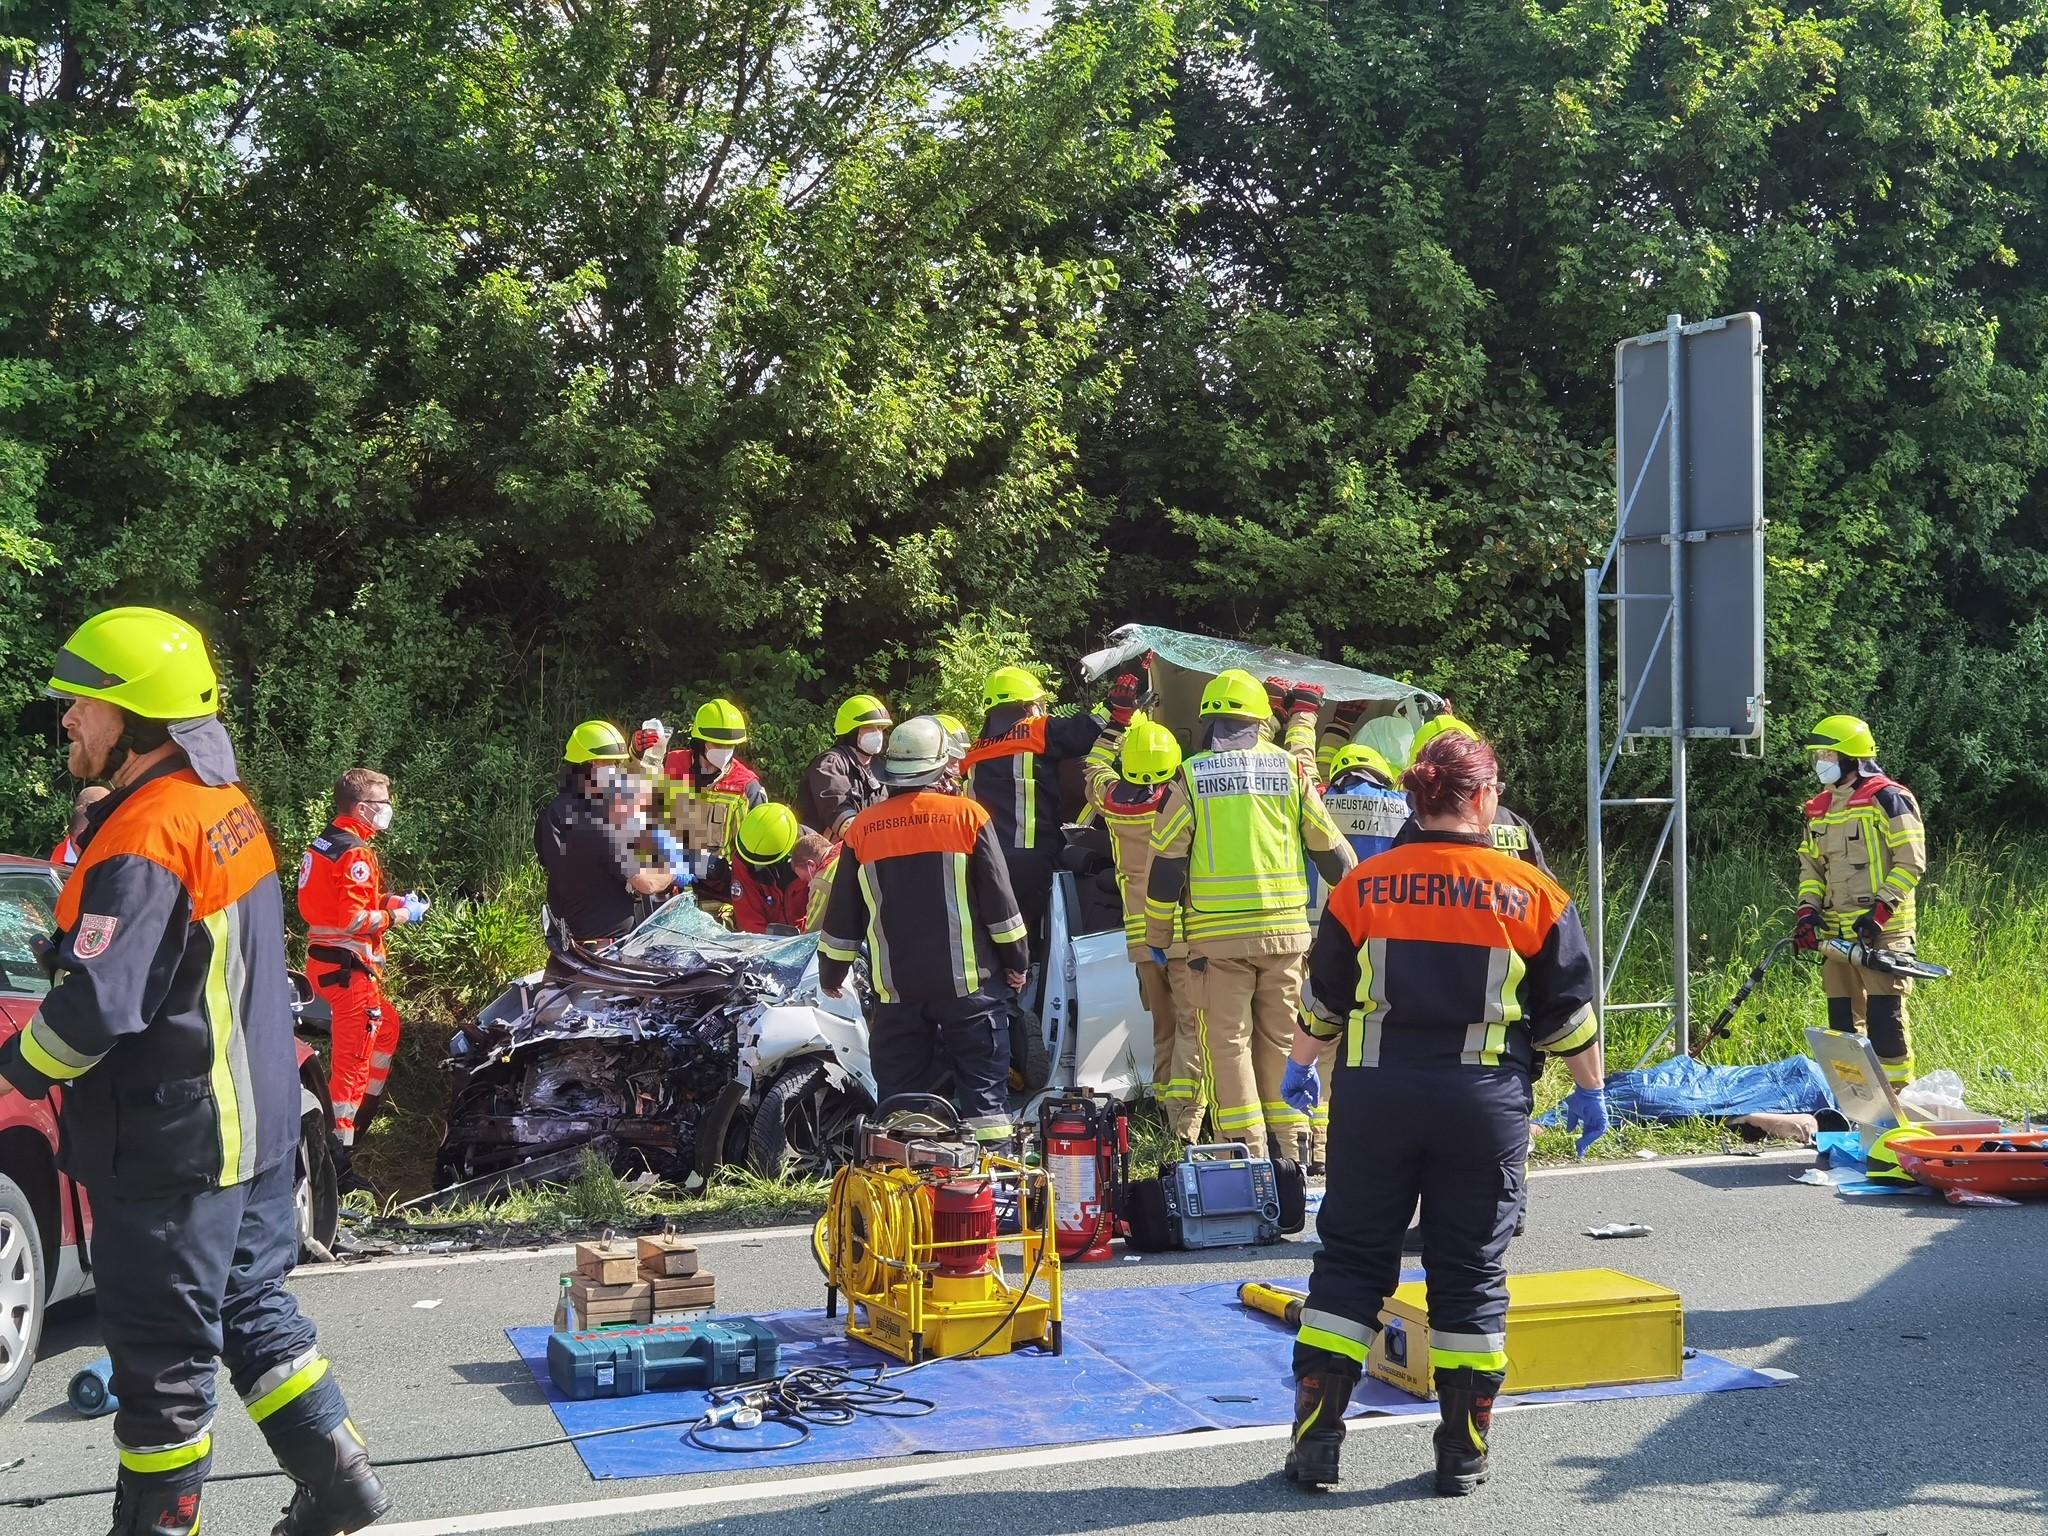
[1588,312,1765,1064]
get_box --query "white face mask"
[702,746,735,773]
[855,729,886,757]
[1814,757,1842,787]
[367,803,393,833]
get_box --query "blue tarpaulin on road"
[1541,1054,1836,1128]
[506,1275,1785,1481]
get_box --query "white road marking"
[295,1149,1808,1279]
[291,1223,817,1278]
[370,1407,1551,1534]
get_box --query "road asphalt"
[7,1149,2044,1535]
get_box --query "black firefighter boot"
[267,1416,391,1535]
[1284,1353,1359,1490]
[1432,1366,1506,1496]
[107,1458,208,1536]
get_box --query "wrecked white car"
[436,904,875,1198]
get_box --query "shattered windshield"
[616,897,819,997]
[0,871,58,999]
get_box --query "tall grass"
[348,837,2048,1207]
[1565,838,2048,1122]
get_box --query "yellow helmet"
[1406,712,1478,768]
[564,720,630,764]
[834,693,891,738]
[1329,743,1395,785]
[691,698,749,746]
[736,802,802,866]
[1803,714,1876,759]
[1865,1122,1925,1186]
[1120,719,1182,786]
[1200,668,1273,721]
[48,607,219,719]
[934,712,970,764]
[983,666,1046,710]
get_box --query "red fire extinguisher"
[1037,1091,1127,1262]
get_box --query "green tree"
[1090,0,2048,838]
[1,0,1178,879]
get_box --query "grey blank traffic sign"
[1615,313,1765,739]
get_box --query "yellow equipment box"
[1368,1268,1682,1399]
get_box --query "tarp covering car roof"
[1079,623,1441,760]
[1080,624,1441,707]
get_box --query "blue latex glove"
[400,892,430,925]
[652,829,687,869]
[1281,1059,1321,1116]
[1564,1087,1611,1158]
[1147,946,1169,969]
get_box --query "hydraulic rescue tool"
[1693,935,1949,1060]
[814,1095,1062,1365]
[1237,1280,1307,1327]
[1823,937,1951,981]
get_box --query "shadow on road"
[1563,1173,2048,1523]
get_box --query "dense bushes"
[8,1,2048,887]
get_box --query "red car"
[0,854,340,1418]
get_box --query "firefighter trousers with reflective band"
[314,964,402,1147]
[1821,940,1914,1084]
[93,1156,353,1482]
[1294,1065,1529,1379]
[1002,846,1057,959]
[1189,949,1307,1161]
[1137,957,1204,1142]
[871,990,1013,1140]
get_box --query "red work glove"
[630,717,667,756]
[1331,699,1369,731]
[1284,680,1325,716]
[1106,671,1144,727]
[1264,677,1289,719]
[1854,903,1893,947]
[1792,906,1822,952]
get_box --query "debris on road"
[1582,1223,1653,1239]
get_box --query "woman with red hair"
[1279,729,1608,1498]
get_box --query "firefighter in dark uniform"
[817,716,1031,1144]
[0,608,386,1535]
[963,666,1104,952]
[1281,729,1608,1498]
[798,693,892,836]
[1394,713,1551,873]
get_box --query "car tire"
[295,1110,340,1261]
[1009,1002,1053,1094]
[0,1173,47,1419]
[747,1061,866,1180]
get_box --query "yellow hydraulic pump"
[813,1096,1062,1366]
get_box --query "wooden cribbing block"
[638,1235,699,1277]
[575,1239,639,1287]
[648,1274,715,1307]
[570,1278,652,1306]
[577,1296,654,1326]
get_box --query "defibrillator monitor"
[1194,1162,1258,1213]
[1158,1145,1284,1248]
